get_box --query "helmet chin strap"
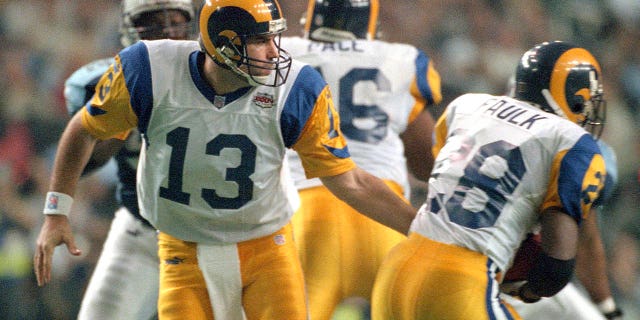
[541,89,569,120]
[215,46,267,87]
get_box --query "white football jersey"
[80,40,356,244]
[281,36,441,193]
[411,93,606,271]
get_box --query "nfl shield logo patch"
[213,95,226,109]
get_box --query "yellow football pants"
[371,232,521,320]
[292,182,407,320]
[157,223,308,319]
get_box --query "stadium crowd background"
[0,0,638,319]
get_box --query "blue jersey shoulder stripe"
[119,41,153,133]
[415,50,435,105]
[281,65,327,148]
[189,51,210,98]
[558,134,601,221]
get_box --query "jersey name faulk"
[306,40,364,53]
[481,98,547,130]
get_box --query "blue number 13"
[159,127,257,209]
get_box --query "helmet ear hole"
[569,95,586,113]
[215,31,242,60]
[215,30,241,60]
[572,103,585,113]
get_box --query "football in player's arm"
[371,41,608,319]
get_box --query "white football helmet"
[120,0,196,46]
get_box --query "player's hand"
[517,282,542,303]
[499,280,526,297]
[499,280,541,303]
[34,215,82,286]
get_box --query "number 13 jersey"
[79,39,355,244]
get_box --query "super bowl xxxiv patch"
[253,92,275,109]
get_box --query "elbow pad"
[526,252,575,297]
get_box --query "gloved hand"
[499,280,526,297]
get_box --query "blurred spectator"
[0,162,39,319]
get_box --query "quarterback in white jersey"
[63,1,195,319]
[372,41,608,319]
[281,0,441,319]
[34,1,418,319]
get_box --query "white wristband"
[43,192,74,216]
[597,296,616,314]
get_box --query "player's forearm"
[576,214,612,303]
[49,113,98,195]
[401,110,435,182]
[522,208,579,299]
[321,167,416,234]
[82,138,125,175]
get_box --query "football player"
[280,0,442,318]
[371,41,608,319]
[34,0,418,318]
[62,1,195,319]
[502,139,622,320]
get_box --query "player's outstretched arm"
[320,167,417,234]
[34,112,98,287]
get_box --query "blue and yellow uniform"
[501,139,618,320]
[81,39,354,319]
[281,35,441,320]
[371,93,606,320]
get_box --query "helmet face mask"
[304,0,379,42]
[121,0,195,46]
[199,0,292,87]
[130,10,192,41]
[514,41,607,138]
